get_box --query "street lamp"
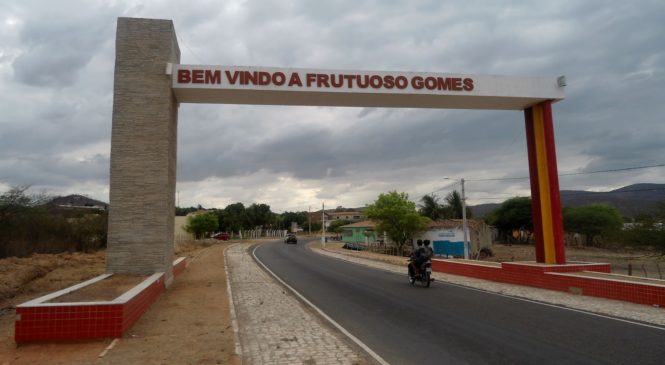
[444,177,469,259]
[322,202,326,247]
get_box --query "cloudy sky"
[1,0,664,212]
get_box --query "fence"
[237,229,288,240]
[352,242,413,257]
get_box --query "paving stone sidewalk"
[225,243,371,365]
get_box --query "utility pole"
[322,202,326,247]
[308,205,311,235]
[461,178,469,260]
[445,176,470,260]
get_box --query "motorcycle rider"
[409,240,425,277]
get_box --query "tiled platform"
[15,257,187,343]
[431,259,665,307]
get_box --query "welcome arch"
[107,18,566,281]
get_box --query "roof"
[340,220,376,229]
[428,219,488,232]
[328,211,363,218]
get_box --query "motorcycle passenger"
[414,240,432,274]
[423,240,434,261]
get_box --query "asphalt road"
[253,239,665,365]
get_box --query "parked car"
[212,232,230,241]
[284,234,297,244]
[342,242,363,251]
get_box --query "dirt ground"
[0,251,106,313]
[0,240,238,365]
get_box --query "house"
[416,219,492,258]
[308,210,331,224]
[340,220,377,244]
[327,210,364,222]
[309,208,364,228]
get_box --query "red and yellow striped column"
[524,101,565,264]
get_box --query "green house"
[341,220,376,243]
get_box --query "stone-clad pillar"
[107,18,180,282]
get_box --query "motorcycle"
[408,258,432,288]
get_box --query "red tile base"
[173,257,187,277]
[15,257,187,343]
[431,259,664,307]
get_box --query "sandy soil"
[0,240,239,365]
[0,251,106,313]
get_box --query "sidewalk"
[225,243,373,365]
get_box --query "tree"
[246,203,273,228]
[616,224,665,254]
[563,204,623,246]
[175,206,198,216]
[365,191,431,250]
[488,197,532,241]
[655,201,665,220]
[185,212,219,239]
[445,191,463,218]
[219,202,247,232]
[280,211,308,228]
[0,186,106,258]
[0,185,49,217]
[328,219,351,233]
[444,190,473,219]
[418,194,445,220]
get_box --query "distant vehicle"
[212,232,230,241]
[284,234,297,244]
[342,242,363,251]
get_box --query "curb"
[223,243,243,358]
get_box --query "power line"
[175,32,204,64]
[417,163,664,199]
[465,163,665,182]
[420,181,459,198]
[470,186,665,201]
[560,186,665,196]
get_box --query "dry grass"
[0,251,105,310]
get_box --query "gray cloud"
[1,0,664,210]
[11,3,117,87]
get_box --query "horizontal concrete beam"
[172,65,565,110]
